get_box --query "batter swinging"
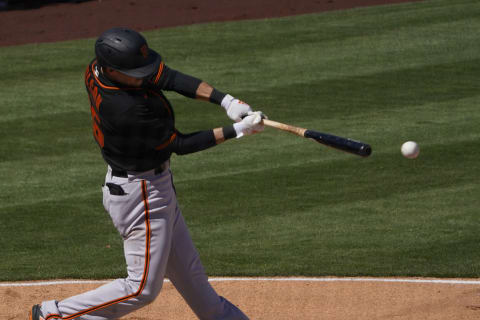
[29,27,265,320]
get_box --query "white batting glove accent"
[233,111,265,138]
[221,94,253,122]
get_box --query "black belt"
[111,161,169,178]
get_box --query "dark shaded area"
[0,0,91,11]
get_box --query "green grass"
[1,0,480,281]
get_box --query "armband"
[210,88,227,105]
[222,125,237,140]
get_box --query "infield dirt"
[2,278,480,319]
[2,0,480,319]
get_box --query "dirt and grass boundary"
[2,277,480,319]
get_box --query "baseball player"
[29,27,264,320]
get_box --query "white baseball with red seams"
[401,141,420,159]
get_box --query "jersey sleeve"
[147,63,202,99]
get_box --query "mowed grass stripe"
[193,182,480,277]
[176,142,478,220]
[1,133,478,212]
[2,145,476,211]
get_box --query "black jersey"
[85,59,176,172]
[85,59,218,172]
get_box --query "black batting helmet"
[95,27,161,78]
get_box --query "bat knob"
[360,145,372,157]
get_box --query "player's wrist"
[210,89,227,105]
[222,125,238,140]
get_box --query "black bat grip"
[304,130,372,157]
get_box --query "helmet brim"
[115,49,162,79]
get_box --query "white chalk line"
[2,277,480,287]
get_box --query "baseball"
[401,141,420,159]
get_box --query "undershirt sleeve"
[169,130,217,155]
[155,65,202,98]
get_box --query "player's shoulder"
[85,59,110,94]
[85,60,117,92]
[85,59,96,84]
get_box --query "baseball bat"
[262,119,372,157]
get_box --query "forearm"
[213,127,225,144]
[151,65,228,105]
[196,82,213,101]
[165,71,225,103]
[156,66,253,121]
[214,126,237,144]
[196,81,227,104]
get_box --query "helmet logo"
[140,44,149,58]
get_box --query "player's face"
[104,68,143,87]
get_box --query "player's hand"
[221,94,252,122]
[233,111,265,137]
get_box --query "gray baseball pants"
[40,164,248,319]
